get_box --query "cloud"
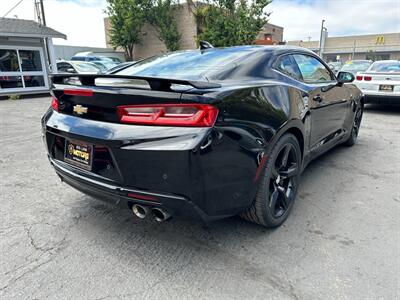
[268,0,400,41]
[0,0,107,47]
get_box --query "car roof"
[197,45,316,55]
[116,45,321,81]
[73,52,93,56]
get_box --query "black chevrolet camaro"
[42,45,363,227]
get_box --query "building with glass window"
[287,32,400,63]
[0,18,66,95]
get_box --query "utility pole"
[39,0,46,26]
[35,0,58,73]
[34,0,45,26]
[318,19,326,57]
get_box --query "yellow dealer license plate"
[64,140,93,170]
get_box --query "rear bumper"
[50,157,230,222]
[356,81,400,96]
[42,109,262,222]
[364,94,400,105]
[356,82,400,103]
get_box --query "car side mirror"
[66,68,76,73]
[337,71,355,84]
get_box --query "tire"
[344,104,363,147]
[241,133,302,228]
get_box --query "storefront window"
[0,47,48,92]
[24,75,45,87]
[19,50,43,71]
[0,49,20,72]
[0,75,23,89]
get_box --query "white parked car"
[355,60,400,105]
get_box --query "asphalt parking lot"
[0,96,399,300]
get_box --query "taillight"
[51,97,59,112]
[63,88,93,96]
[117,104,219,127]
[364,76,372,81]
[356,75,363,81]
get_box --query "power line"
[2,0,25,18]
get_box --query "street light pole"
[318,19,325,57]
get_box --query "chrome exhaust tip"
[132,204,149,219]
[152,208,171,222]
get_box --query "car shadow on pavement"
[66,120,370,251]
[70,140,353,252]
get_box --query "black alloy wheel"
[345,104,363,146]
[269,143,299,218]
[241,133,302,227]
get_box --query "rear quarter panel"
[181,84,309,215]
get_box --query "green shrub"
[8,94,21,100]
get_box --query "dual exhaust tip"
[132,204,171,222]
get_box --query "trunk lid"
[51,74,221,124]
[360,72,400,82]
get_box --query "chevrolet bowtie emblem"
[73,104,88,115]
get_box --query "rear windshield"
[368,61,400,73]
[116,48,255,80]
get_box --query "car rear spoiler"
[51,74,221,91]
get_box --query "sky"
[0,0,399,47]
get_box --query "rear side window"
[277,55,302,81]
[293,54,333,83]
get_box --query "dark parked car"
[42,45,363,227]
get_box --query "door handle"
[313,95,323,102]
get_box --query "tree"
[107,0,181,56]
[195,0,272,47]
[106,0,144,60]
[146,0,181,51]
